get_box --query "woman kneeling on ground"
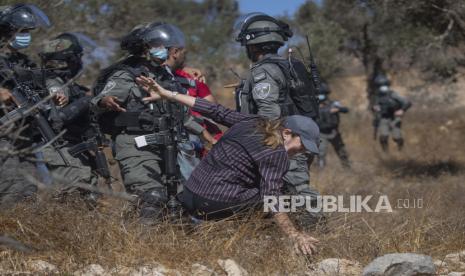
[136,76,320,256]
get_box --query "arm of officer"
[393,92,412,111]
[91,72,132,112]
[251,64,284,120]
[332,101,349,113]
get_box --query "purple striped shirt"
[185,98,290,203]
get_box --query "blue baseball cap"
[283,115,320,154]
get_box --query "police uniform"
[317,100,350,168]
[374,90,411,151]
[91,58,203,216]
[0,54,39,206]
[239,53,319,200]
[0,3,51,206]
[92,64,165,196]
[41,76,97,191]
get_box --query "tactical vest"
[93,57,190,136]
[377,92,402,118]
[245,55,319,119]
[318,101,340,133]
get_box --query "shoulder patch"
[101,80,116,95]
[252,83,271,100]
[253,72,266,82]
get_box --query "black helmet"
[121,22,186,54]
[0,4,50,38]
[40,33,96,78]
[142,22,186,48]
[120,24,148,54]
[233,12,293,46]
[373,74,391,87]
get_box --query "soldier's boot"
[139,188,167,225]
[393,138,404,151]
[336,147,351,169]
[379,136,389,152]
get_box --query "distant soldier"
[372,75,412,151]
[316,81,350,169]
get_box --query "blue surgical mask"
[10,33,31,49]
[149,47,168,60]
[318,94,327,101]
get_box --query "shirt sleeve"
[256,150,289,199]
[90,71,134,110]
[192,98,256,127]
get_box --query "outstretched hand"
[136,76,167,102]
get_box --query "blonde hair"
[256,118,285,149]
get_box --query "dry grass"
[1,88,465,274]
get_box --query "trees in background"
[295,0,465,106]
[2,0,464,100]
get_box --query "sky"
[237,0,309,17]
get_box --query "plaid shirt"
[185,98,289,203]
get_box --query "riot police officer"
[233,13,322,226]
[38,32,100,192]
[0,4,51,206]
[316,81,350,169]
[0,4,51,104]
[372,74,412,152]
[91,23,201,222]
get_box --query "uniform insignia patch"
[101,80,116,94]
[253,83,271,99]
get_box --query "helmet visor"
[144,22,186,48]
[5,4,51,30]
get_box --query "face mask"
[379,85,390,94]
[10,33,32,49]
[149,47,168,60]
[318,94,327,101]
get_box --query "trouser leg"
[391,117,404,150]
[318,136,330,169]
[378,118,391,152]
[331,132,351,168]
[114,134,166,221]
